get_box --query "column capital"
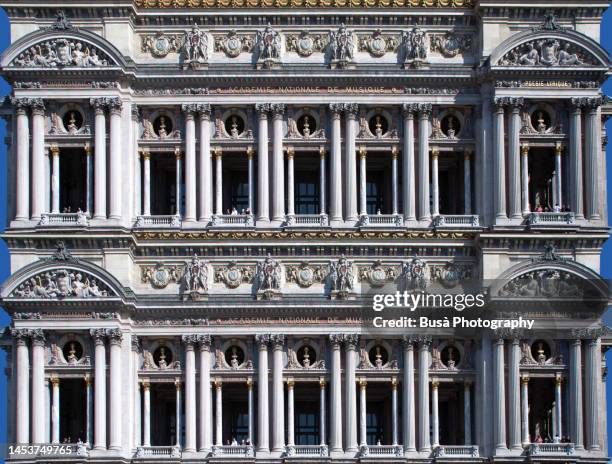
[343,103,359,116]
[521,375,529,385]
[417,103,432,117]
[319,377,327,389]
[213,146,222,159]
[401,103,419,118]
[255,103,272,117]
[431,146,439,160]
[30,329,46,347]
[570,97,588,111]
[142,380,151,391]
[585,96,603,113]
[175,146,183,160]
[50,375,60,387]
[85,143,93,156]
[572,326,607,341]
[181,103,199,116]
[84,373,93,386]
[319,146,326,159]
[464,148,473,161]
[286,146,295,159]
[30,98,45,116]
[270,334,286,349]
[329,334,343,348]
[464,379,473,388]
[106,328,123,346]
[197,103,212,117]
[555,141,564,155]
[401,335,417,349]
[431,379,439,389]
[391,145,399,160]
[359,378,367,389]
[182,334,199,348]
[555,374,563,386]
[10,328,31,345]
[493,328,523,342]
[247,146,255,159]
[270,103,286,118]
[175,378,182,390]
[391,377,398,389]
[417,335,432,348]
[342,334,360,350]
[328,103,343,117]
[10,97,42,114]
[141,149,151,161]
[131,336,140,352]
[286,379,295,389]
[247,377,254,389]
[90,328,107,345]
[358,145,367,160]
[214,379,222,390]
[50,144,60,157]
[198,334,212,350]
[108,98,123,116]
[521,142,530,156]
[255,334,271,348]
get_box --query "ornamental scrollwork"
[358,261,399,287]
[429,262,474,288]
[286,31,328,57]
[329,24,355,68]
[499,39,597,67]
[181,255,209,298]
[141,262,182,289]
[214,262,254,288]
[182,23,209,69]
[256,24,282,68]
[141,32,184,58]
[11,39,111,68]
[359,29,398,57]
[401,257,428,291]
[214,30,254,58]
[401,27,428,68]
[498,269,585,298]
[10,269,111,299]
[430,31,473,58]
[285,262,328,288]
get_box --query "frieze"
[11,39,111,68]
[133,0,475,8]
[214,31,254,58]
[495,80,600,89]
[286,262,328,288]
[430,31,473,58]
[214,262,255,288]
[498,270,585,298]
[141,32,184,58]
[498,39,598,67]
[141,262,182,289]
[286,32,328,57]
[358,30,398,57]
[134,318,210,326]
[10,269,111,299]
[358,261,399,287]
[134,230,474,240]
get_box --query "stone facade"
[0,1,611,463]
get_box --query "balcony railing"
[527,212,576,225]
[135,215,181,228]
[285,444,328,457]
[39,212,89,227]
[359,214,403,227]
[433,215,480,228]
[212,214,254,227]
[211,445,255,457]
[285,214,329,227]
[433,445,480,458]
[528,443,575,456]
[359,444,403,457]
[135,446,181,458]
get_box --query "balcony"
[528,443,575,456]
[211,445,255,458]
[527,212,576,226]
[211,214,254,227]
[135,215,182,228]
[134,446,181,459]
[433,215,481,229]
[285,214,329,227]
[359,214,403,228]
[359,444,404,457]
[39,212,89,227]
[433,445,480,459]
[285,445,329,457]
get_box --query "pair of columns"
[285,378,327,448]
[140,379,182,448]
[47,375,93,445]
[357,146,400,218]
[358,378,399,448]
[493,96,603,221]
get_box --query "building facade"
[0,0,611,462]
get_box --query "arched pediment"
[490,256,610,301]
[0,28,128,69]
[490,28,610,70]
[0,254,126,301]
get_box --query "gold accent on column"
[141,149,151,161]
[319,377,326,389]
[246,377,254,390]
[431,147,439,160]
[319,146,326,160]
[358,146,367,160]
[84,374,92,386]
[286,146,295,160]
[359,378,367,389]
[521,376,529,386]
[287,379,295,389]
[555,142,564,155]
[50,375,60,387]
[391,145,398,160]
[214,379,223,390]
[464,148,473,161]
[213,147,223,159]
[142,380,151,391]
[521,143,530,156]
[555,375,563,386]
[246,146,254,160]
[84,143,92,156]
[175,378,182,391]
[50,144,60,157]
[431,379,439,389]
[174,147,183,160]
[391,377,398,389]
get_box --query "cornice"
[133,0,474,8]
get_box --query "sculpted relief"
[11,39,110,68]
[10,269,111,299]
[499,39,597,67]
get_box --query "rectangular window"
[296,407,319,445]
[296,178,319,215]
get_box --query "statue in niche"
[182,23,208,69]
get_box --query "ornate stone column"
[132,106,141,218]
[142,381,151,447]
[402,104,417,223]
[493,336,507,452]
[508,336,521,450]
[507,98,523,219]
[418,337,431,452]
[198,335,212,452]
[359,146,368,219]
[142,150,151,216]
[319,147,327,218]
[569,337,584,449]
[247,146,255,214]
[391,146,399,216]
[554,143,563,209]
[554,375,563,440]
[286,147,295,222]
[90,99,107,219]
[247,378,254,445]
[493,98,508,221]
[402,337,416,453]
[198,105,213,223]
[51,376,60,444]
[175,147,183,217]
[256,334,270,453]
[215,380,223,446]
[359,379,367,447]
[271,334,285,453]
[464,381,472,445]
[90,329,107,449]
[319,378,327,446]
[329,105,343,224]
[175,380,182,447]
[344,334,359,453]
[345,105,359,224]
[521,376,530,446]
[85,144,94,215]
[431,147,440,217]
[85,375,93,447]
[12,329,30,443]
[431,380,439,447]
[12,99,31,221]
[214,147,223,216]
[521,144,530,215]
[569,99,584,219]
[464,149,472,214]
[584,334,601,450]
[256,104,270,224]
[182,105,197,223]
[50,144,60,214]
[182,335,197,452]
[108,329,123,451]
[584,97,602,221]
[108,99,123,220]
[31,99,46,220]
[287,379,295,448]
[329,334,343,453]
[417,104,432,222]
[391,377,398,446]
[271,104,286,224]
[31,330,46,443]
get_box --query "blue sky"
[0,3,610,457]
